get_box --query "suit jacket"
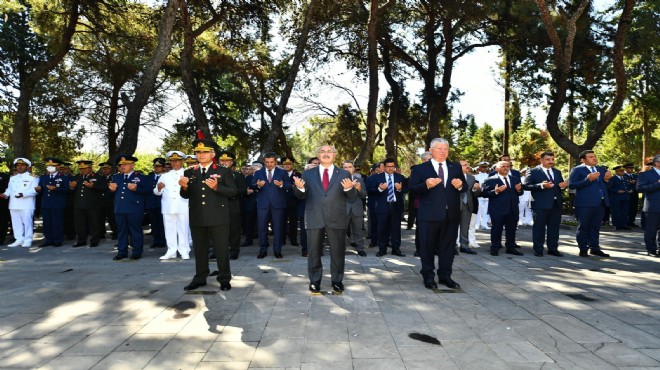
[346,175,367,216]
[112,171,150,214]
[284,170,301,208]
[523,165,565,210]
[608,175,629,201]
[250,166,291,209]
[568,164,610,207]
[408,160,466,222]
[38,172,70,209]
[294,165,357,229]
[460,173,480,214]
[637,169,660,213]
[229,170,247,214]
[481,174,523,216]
[180,163,237,227]
[367,172,408,214]
[72,172,107,210]
[145,172,164,210]
[242,174,257,213]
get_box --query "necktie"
[387,175,395,202]
[268,169,272,183]
[504,176,510,189]
[124,174,128,181]
[201,168,206,179]
[50,174,54,179]
[546,169,553,182]
[438,163,445,186]
[461,191,467,204]
[322,168,329,191]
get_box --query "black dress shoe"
[376,250,387,257]
[274,252,283,258]
[73,242,87,248]
[459,247,477,255]
[647,251,659,257]
[590,250,610,257]
[184,281,206,291]
[534,251,544,257]
[424,281,438,290]
[579,250,589,257]
[229,254,238,260]
[130,255,141,261]
[391,249,406,257]
[220,282,231,291]
[90,242,99,247]
[291,242,299,247]
[302,250,308,257]
[357,250,367,257]
[547,250,563,257]
[112,255,127,261]
[309,281,321,293]
[490,250,499,256]
[39,241,53,248]
[209,253,217,261]
[331,281,344,292]
[257,252,267,259]
[505,249,523,256]
[514,244,522,248]
[438,278,460,289]
[413,250,420,257]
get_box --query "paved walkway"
[0,224,658,369]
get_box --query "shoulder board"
[134,171,142,175]
[193,165,199,170]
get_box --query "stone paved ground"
[0,222,658,370]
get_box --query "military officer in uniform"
[108,155,150,260]
[58,162,76,240]
[179,139,237,291]
[97,162,117,240]
[185,155,198,168]
[35,158,70,247]
[2,158,39,247]
[218,151,247,260]
[70,160,107,247]
[0,157,10,245]
[154,151,190,260]
[146,157,167,248]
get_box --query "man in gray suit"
[342,160,368,256]
[294,145,358,293]
[456,160,480,254]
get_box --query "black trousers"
[377,205,402,250]
[281,205,298,245]
[531,204,561,253]
[74,208,101,244]
[191,224,231,284]
[98,201,117,239]
[490,211,519,251]
[418,219,459,281]
[0,200,9,243]
[229,211,242,256]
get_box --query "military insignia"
[210,174,220,179]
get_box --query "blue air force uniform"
[37,158,70,246]
[112,155,150,259]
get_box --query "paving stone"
[583,342,659,367]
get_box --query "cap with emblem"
[14,157,32,167]
[153,157,166,166]
[166,151,185,160]
[99,162,113,170]
[58,162,72,168]
[185,154,197,165]
[44,157,62,167]
[623,163,634,169]
[218,151,235,162]
[281,157,294,165]
[76,160,93,169]
[116,155,138,165]
[612,165,623,171]
[192,139,216,153]
[478,161,489,166]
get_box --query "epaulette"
[193,165,199,171]
[134,171,142,175]
[212,164,217,170]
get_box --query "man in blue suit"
[368,158,408,257]
[35,158,70,247]
[522,151,568,257]
[108,155,151,261]
[637,154,660,257]
[568,150,613,257]
[481,161,524,256]
[489,154,521,179]
[624,163,639,227]
[408,138,467,290]
[609,165,631,230]
[250,152,291,258]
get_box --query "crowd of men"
[0,139,658,294]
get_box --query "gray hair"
[342,160,354,166]
[318,145,337,153]
[429,138,449,150]
[654,154,660,163]
[420,151,431,161]
[252,163,263,169]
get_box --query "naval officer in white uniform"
[1,158,39,247]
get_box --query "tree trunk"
[116,0,178,156]
[381,42,400,160]
[426,19,454,146]
[261,0,321,159]
[11,1,81,158]
[535,0,635,159]
[107,81,122,158]
[503,51,511,154]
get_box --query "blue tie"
[387,175,395,202]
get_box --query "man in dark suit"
[281,157,301,247]
[568,150,613,257]
[145,158,167,248]
[97,162,117,240]
[522,151,568,257]
[218,151,247,260]
[489,154,521,179]
[241,162,259,246]
[365,162,383,247]
[481,161,524,256]
[624,163,639,227]
[637,154,660,257]
[609,165,631,230]
[293,145,357,293]
[70,160,107,248]
[179,139,237,291]
[408,138,467,290]
[456,160,480,254]
[35,158,70,247]
[250,152,291,258]
[368,158,408,257]
[108,155,150,260]
[57,162,76,241]
[342,160,367,256]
